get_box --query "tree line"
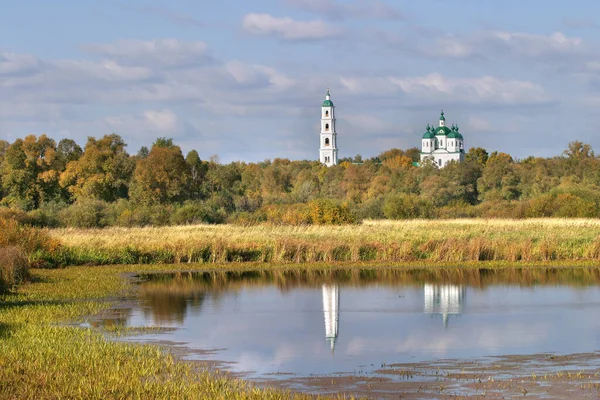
[1,134,599,227]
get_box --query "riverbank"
[44,219,600,267]
[4,263,600,399]
[0,263,348,399]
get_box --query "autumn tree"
[60,134,134,202]
[0,135,61,209]
[186,150,208,200]
[130,138,191,205]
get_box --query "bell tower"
[320,89,338,166]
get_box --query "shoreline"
[4,262,600,398]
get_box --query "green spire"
[426,123,430,131]
[439,110,446,121]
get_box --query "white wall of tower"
[319,91,338,167]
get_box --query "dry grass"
[48,219,600,265]
[0,246,29,294]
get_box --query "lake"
[100,267,600,395]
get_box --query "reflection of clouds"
[236,344,298,372]
[346,323,548,358]
[128,283,600,376]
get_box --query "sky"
[2,0,600,163]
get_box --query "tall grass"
[46,218,600,266]
[0,246,29,294]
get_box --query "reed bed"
[46,219,600,266]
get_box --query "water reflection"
[424,284,466,328]
[120,267,600,378]
[322,284,339,353]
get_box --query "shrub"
[171,201,227,225]
[383,194,435,219]
[0,246,29,294]
[57,200,111,228]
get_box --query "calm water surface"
[106,268,600,378]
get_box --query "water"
[104,268,600,379]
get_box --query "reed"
[45,219,600,266]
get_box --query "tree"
[466,147,489,166]
[56,138,83,170]
[0,135,62,209]
[563,141,594,161]
[60,134,134,202]
[130,138,191,205]
[186,150,208,200]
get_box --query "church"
[317,91,465,168]
[419,111,465,168]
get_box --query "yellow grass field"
[48,219,600,264]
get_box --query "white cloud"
[340,73,551,106]
[83,39,209,67]
[392,73,551,106]
[105,109,190,138]
[242,13,343,40]
[382,30,588,70]
[0,51,41,76]
[466,116,492,132]
[286,0,403,21]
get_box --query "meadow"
[46,219,600,266]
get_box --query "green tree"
[60,134,134,202]
[56,138,83,170]
[186,150,208,200]
[1,135,61,209]
[130,138,191,205]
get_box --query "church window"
[325,123,329,131]
[325,138,330,146]
[438,159,442,166]
[325,110,329,117]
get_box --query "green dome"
[422,124,434,139]
[322,88,334,107]
[447,131,459,139]
[434,126,451,136]
[439,110,446,121]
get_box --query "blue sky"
[2,0,600,162]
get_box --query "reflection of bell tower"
[424,284,466,328]
[322,284,339,353]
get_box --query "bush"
[171,201,227,225]
[57,200,111,228]
[0,246,29,294]
[0,218,60,256]
[383,194,435,219]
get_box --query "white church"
[419,111,465,168]
[318,91,465,168]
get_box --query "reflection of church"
[424,284,466,328]
[322,284,339,353]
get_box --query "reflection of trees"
[90,307,133,329]
[137,267,600,323]
[139,282,206,324]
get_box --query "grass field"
[47,219,600,266]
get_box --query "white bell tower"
[319,89,338,166]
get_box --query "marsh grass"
[46,219,600,266]
[0,246,29,294]
[0,264,350,399]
